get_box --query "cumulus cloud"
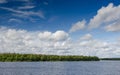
[0,27,120,57]
[78,39,120,58]
[38,31,69,41]
[69,20,86,33]
[104,20,120,32]
[69,3,120,32]
[0,27,70,55]
[0,3,120,57]
[88,3,120,30]
[80,33,93,40]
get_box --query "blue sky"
[0,0,119,30]
[0,0,120,57]
[0,0,120,38]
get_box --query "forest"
[0,53,100,62]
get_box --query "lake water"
[0,61,120,75]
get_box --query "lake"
[0,61,120,75]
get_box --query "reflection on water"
[0,61,120,75]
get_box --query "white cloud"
[0,7,45,20]
[38,31,52,41]
[12,0,35,9]
[0,27,71,55]
[69,3,120,32]
[38,31,69,41]
[52,31,69,41]
[104,20,120,32]
[69,20,86,33]
[79,40,108,49]
[0,27,120,57]
[80,33,92,40]
[0,0,7,3]
[118,38,120,41]
[0,2,120,57]
[8,18,22,23]
[0,0,30,4]
[18,5,35,10]
[88,3,120,30]
[78,39,120,58]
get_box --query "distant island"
[101,58,120,60]
[0,53,99,62]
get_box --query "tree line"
[0,53,100,62]
[101,58,120,60]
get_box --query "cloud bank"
[0,27,120,58]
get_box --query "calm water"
[0,61,120,75]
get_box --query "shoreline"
[0,53,99,62]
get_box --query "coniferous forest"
[0,53,100,62]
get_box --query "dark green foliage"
[101,58,120,60]
[0,53,100,62]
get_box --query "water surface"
[0,61,120,75]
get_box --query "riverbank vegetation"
[0,53,100,62]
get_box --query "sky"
[0,0,120,58]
